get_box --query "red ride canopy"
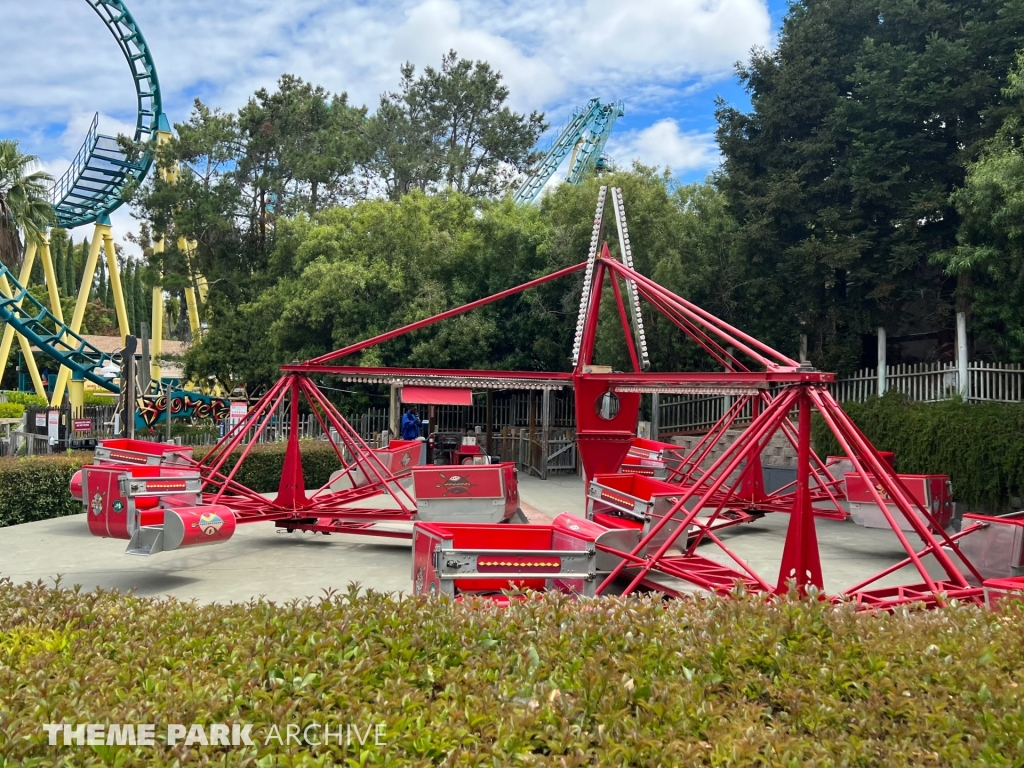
[401,386,472,406]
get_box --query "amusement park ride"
[72,184,1024,611]
[0,0,217,424]
[512,99,624,204]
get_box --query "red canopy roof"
[401,386,473,406]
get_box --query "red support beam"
[305,262,587,365]
[776,390,824,594]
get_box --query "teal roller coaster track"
[48,0,163,229]
[513,99,624,204]
[0,0,165,393]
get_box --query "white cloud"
[1,0,770,131]
[606,119,720,175]
[0,0,767,251]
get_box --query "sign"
[35,413,46,428]
[229,401,248,428]
[73,419,92,433]
[47,411,59,443]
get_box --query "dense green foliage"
[0,139,54,269]
[365,51,546,200]
[132,54,545,348]
[2,581,1023,765]
[716,0,1024,370]
[0,443,340,528]
[813,393,1024,509]
[942,51,1024,360]
[199,442,342,494]
[0,402,24,419]
[115,3,1024,378]
[2,390,47,407]
[181,169,771,389]
[0,454,86,527]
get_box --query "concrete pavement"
[0,473,961,603]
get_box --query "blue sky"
[0,0,791,247]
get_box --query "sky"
[0,0,790,250]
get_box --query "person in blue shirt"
[400,406,422,440]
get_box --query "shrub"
[192,441,342,493]
[0,402,24,419]
[0,455,87,527]
[1,582,1023,765]
[813,393,1024,511]
[0,442,341,527]
[1,390,46,407]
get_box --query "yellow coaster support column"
[179,236,201,339]
[0,241,46,399]
[69,371,85,412]
[0,240,38,374]
[50,224,106,407]
[39,234,65,327]
[102,230,130,343]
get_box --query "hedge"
[0,442,342,528]
[1,390,46,407]
[1,581,1023,765]
[813,393,1024,512]
[0,402,23,419]
[0,454,88,527]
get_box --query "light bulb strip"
[611,187,650,371]
[572,186,607,366]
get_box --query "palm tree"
[0,140,56,270]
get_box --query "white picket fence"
[657,360,1024,434]
[829,361,1024,404]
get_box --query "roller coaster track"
[48,0,162,229]
[512,99,624,204]
[0,0,159,397]
[0,263,119,391]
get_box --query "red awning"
[401,386,473,406]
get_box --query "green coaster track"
[0,0,164,391]
[49,0,163,229]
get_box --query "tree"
[63,236,76,294]
[716,0,1024,371]
[364,51,546,200]
[124,261,136,331]
[133,76,369,343]
[940,51,1024,360]
[0,140,55,269]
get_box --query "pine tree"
[134,268,147,331]
[97,257,107,303]
[62,237,73,294]
[124,262,136,331]
[30,249,44,286]
[104,265,114,309]
[716,0,1024,370]
[53,238,65,296]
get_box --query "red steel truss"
[192,185,983,609]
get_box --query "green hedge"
[814,393,1024,511]
[0,403,23,419]
[0,455,88,527]
[1,582,1023,765]
[1,391,46,407]
[0,442,342,528]
[192,441,342,494]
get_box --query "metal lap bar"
[588,481,649,521]
[434,547,595,579]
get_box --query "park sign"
[73,419,92,433]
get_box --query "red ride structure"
[76,186,991,609]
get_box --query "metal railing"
[656,360,1024,434]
